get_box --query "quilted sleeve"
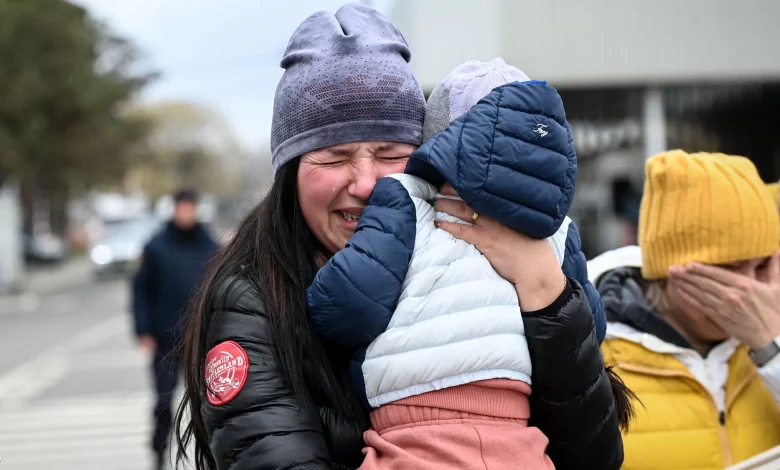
[131,240,159,337]
[203,278,332,470]
[307,176,416,350]
[561,220,607,343]
[523,279,623,470]
[406,80,577,239]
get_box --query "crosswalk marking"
[0,389,193,469]
[0,315,127,404]
[0,304,195,470]
[0,391,148,469]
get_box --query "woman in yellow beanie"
[587,150,780,470]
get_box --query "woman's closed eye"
[308,156,350,166]
[379,154,412,163]
[318,159,347,166]
[317,156,407,166]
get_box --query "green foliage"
[0,0,157,191]
[128,101,245,200]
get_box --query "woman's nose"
[348,163,381,201]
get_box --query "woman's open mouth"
[340,211,360,222]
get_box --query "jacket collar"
[607,322,740,367]
[165,220,207,242]
[599,265,693,349]
[588,245,642,284]
[590,246,730,352]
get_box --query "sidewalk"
[0,257,94,314]
[23,256,93,295]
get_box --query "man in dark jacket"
[132,188,218,469]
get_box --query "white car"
[89,217,161,278]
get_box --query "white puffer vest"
[362,174,570,407]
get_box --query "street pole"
[0,181,25,294]
[643,87,667,160]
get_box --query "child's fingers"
[433,197,475,223]
[439,183,458,197]
[434,220,478,246]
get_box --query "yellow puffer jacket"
[603,338,780,470]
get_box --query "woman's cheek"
[381,158,410,177]
[300,166,337,198]
[298,167,334,221]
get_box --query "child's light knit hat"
[423,58,530,141]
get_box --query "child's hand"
[434,183,566,311]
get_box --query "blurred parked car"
[23,232,67,264]
[89,216,161,278]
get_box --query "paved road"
[0,268,192,469]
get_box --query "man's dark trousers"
[151,344,179,461]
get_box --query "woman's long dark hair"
[174,159,364,470]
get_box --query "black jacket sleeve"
[131,243,157,337]
[202,278,332,470]
[524,278,623,470]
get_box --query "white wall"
[391,0,780,90]
[391,0,502,87]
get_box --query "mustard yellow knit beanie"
[639,150,780,279]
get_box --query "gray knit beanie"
[423,58,530,142]
[270,3,426,175]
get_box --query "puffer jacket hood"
[599,267,689,349]
[409,80,603,338]
[408,79,604,339]
[406,80,576,240]
[307,82,606,406]
[592,247,691,349]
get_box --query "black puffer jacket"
[525,278,624,470]
[202,278,364,470]
[202,277,623,470]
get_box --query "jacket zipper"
[617,361,751,467]
[717,410,732,466]
[704,360,733,466]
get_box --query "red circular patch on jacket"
[205,341,248,406]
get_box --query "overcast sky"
[71,0,397,153]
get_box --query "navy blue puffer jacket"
[307,81,620,469]
[308,81,605,355]
[406,80,604,336]
[201,82,623,470]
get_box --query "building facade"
[391,0,780,255]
